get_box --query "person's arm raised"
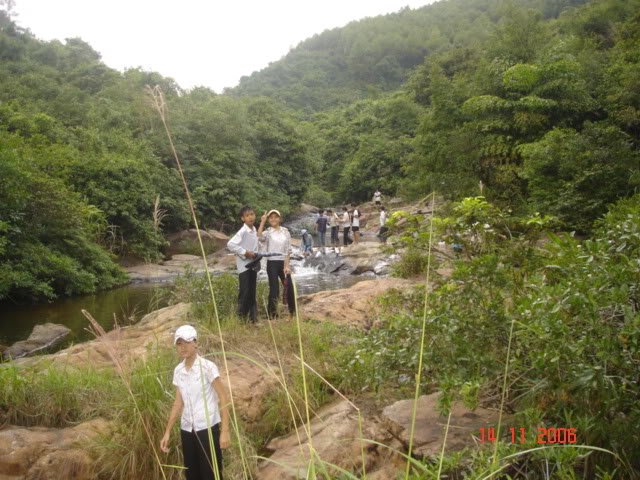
[257,211,268,237]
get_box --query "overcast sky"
[14,0,433,92]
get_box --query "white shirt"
[374,191,382,202]
[259,227,291,261]
[341,211,351,228]
[172,355,221,432]
[380,210,387,226]
[352,209,360,228]
[227,223,259,273]
[329,214,338,228]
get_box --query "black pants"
[181,424,223,480]
[266,260,294,318]
[330,226,339,245]
[238,268,257,323]
[379,226,389,243]
[343,226,351,246]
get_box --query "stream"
[0,210,380,350]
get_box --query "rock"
[381,392,506,458]
[125,250,235,282]
[339,242,391,275]
[13,303,194,371]
[4,323,71,359]
[297,203,319,215]
[299,278,418,329]
[12,303,279,426]
[258,400,398,480]
[0,418,110,480]
[165,228,228,256]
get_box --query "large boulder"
[0,418,110,480]
[302,242,393,276]
[298,278,418,329]
[381,392,506,458]
[258,400,398,480]
[4,323,71,359]
[165,229,229,256]
[296,204,319,215]
[12,303,279,426]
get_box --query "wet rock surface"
[3,323,71,359]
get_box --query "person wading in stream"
[227,206,259,324]
[161,325,230,480]
[257,209,295,321]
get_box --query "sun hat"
[174,325,197,344]
[267,209,281,217]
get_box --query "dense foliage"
[265,0,640,213]
[0,10,311,301]
[341,194,640,475]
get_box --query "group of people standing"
[312,202,363,249]
[160,192,391,480]
[311,190,389,250]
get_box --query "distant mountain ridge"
[228,0,589,113]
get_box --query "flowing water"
[0,212,378,350]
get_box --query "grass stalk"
[145,85,250,477]
[404,191,437,479]
[490,307,516,474]
[82,310,168,480]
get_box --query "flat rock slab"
[382,392,505,458]
[11,303,279,426]
[4,323,71,359]
[298,278,418,329]
[125,252,235,282]
[258,400,396,480]
[0,418,110,480]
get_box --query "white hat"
[301,229,307,235]
[267,209,281,217]
[174,325,197,344]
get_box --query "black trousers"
[343,226,351,246]
[266,260,295,317]
[238,268,257,323]
[330,226,339,245]
[181,424,223,480]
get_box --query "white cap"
[267,209,281,217]
[301,229,307,235]
[174,325,197,344]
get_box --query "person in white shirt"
[373,190,382,209]
[378,206,389,243]
[161,325,230,480]
[227,206,259,323]
[351,202,362,245]
[341,206,352,246]
[327,209,339,247]
[257,209,295,320]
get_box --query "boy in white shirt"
[227,206,259,323]
[351,203,362,245]
[161,325,230,480]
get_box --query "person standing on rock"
[328,209,339,249]
[341,207,352,246]
[373,190,382,209]
[227,206,259,324]
[378,206,389,243]
[351,203,362,245]
[161,325,230,480]
[257,209,295,321]
[315,209,328,250]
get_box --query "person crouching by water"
[227,206,259,324]
[257,209,295,321]
[301,229,314,256]
[161,325,230,480]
